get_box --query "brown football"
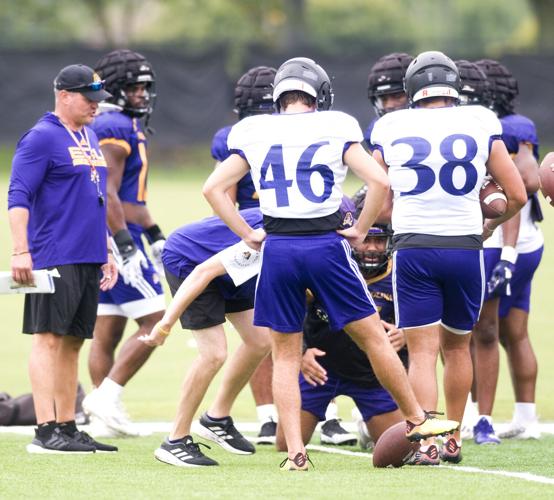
[480,177,507,219]
[372,422,420,468]
[539,152,554,207]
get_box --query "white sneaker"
[498,419,541,440]
[86,415,124,439]
[82,389,142,437]
[356,418,374,450]
[320,419,357,446]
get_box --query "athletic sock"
[256,404,277,424]
[168,435,188,444]
[206,413,229,422]
[325,402,339,421]
[58,420,78,436]
[478,414,493,425]
[98,377,124,401]
[36,420,57,437]
[514,402,536,424]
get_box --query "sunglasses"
[64,80,105,92]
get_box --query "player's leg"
[249,355,277,443]
[88,315,127,387]
[28,333,59,424]
[54,335,85,423]
[365,409,404,443]
[276,410,319,452]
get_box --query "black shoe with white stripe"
[155,436,218,467]
[197,413,255,455]
[27,427,96,454]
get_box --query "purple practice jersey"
[162,208,263,298]
[211,125,259,210]
[92,111,149,204]
[363,117,379,152]
[8,112,108,268]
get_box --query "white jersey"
[227,110,363,219]
[484,198,544,252]
[371,105,502,236]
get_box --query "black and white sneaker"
[257,420,277,445]
[66,429,118,453]
[196,413,255,455]
[155,436,218,467]
[320,419,357,446]
[26,427,96,454]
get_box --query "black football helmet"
[367,52,413,116]
[94,49,156,120]
[455,60,491,107]
[404,51,460,105]
[475,59,518,117]
[272,57,333,111]
[234,66,276,120]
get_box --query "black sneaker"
[70,430,118,453]
[155,436,218,467]
[257,420,277,445]
[26,427,96,454]
[196,413,255,455]
[320,419,357,446]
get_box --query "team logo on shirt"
[68,146,107,168]
[233,248,260,268]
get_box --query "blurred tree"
[528,0,554,50]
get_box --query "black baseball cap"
[54,64,112,102]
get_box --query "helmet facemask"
[353,226,393,279]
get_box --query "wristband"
[500,246,518,265]
[156,323,171,337]
[12,250,29,256]
[145,224,165,244]
[113,229,136,258]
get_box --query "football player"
[82,50,166,437]
[470,59,543,443]
[275,197,407,452]
[211,66,278,443]
[203,56,460,471]
[371,51,526,463]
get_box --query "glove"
[145,224,166,279]
[487,246,517,297]
[113,229,148,288]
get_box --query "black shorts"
[165,268,254,330]
[23,264,101,339]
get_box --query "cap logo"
[93,72,102,83]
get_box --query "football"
[539,152,554,207]
[372,422,420,468]
[480,177,507,219]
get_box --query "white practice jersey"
[372,105,502,236]
[227,110,363,219]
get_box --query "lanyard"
[61,121,105,206]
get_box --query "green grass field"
[1,160,554,498]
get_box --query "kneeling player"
[275,223,406,452]
[140,208,270,467]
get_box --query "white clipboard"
[0,269,60,294]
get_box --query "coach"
[7,64,118,453]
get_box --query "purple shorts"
[483,248,502,301]
[254,233,377,333]
[499,246,543,317]
[393,247,484,333]
[299,369,398,422]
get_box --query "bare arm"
[203,154,264,249]
[513,143,539,195]
[8,207,33,285]
[102,143,128,233]
[214,160,238,206]
[338,143,390,246]
[371,148,394,223]
[484,140,527,234]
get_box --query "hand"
[482,220,497,241]
[11,252,34,286]
[382,320,406,352]
[337,224,366,248]
[138,321,170,347]
[244,228,266,251]
[149,239,166,278]
[100,253,118,291]
[301,348,328,386]
[114,248,148,288]
[487,260,515,297]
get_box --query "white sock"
[98,377,124,401]
[514,403,536,424]
[256,404,277,424]
[478,414,493,425]
[462,396,478,426]
[325,402,339,421]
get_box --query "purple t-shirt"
[500,113,539,160]
[8,112,108,268]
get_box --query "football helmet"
[273,57,333,111]
[404,51,460,105]
[94,49,156,120]
[354,224,393,279]
[475,59,518,117]
[455,60,491,106]
[234,66,276,119]
[367,52,413,116]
